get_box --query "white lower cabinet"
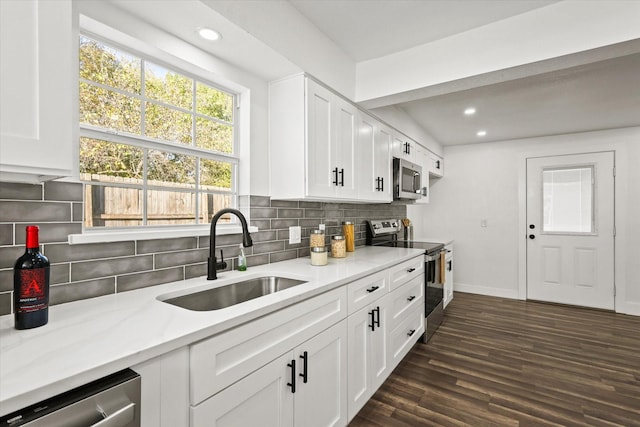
[192,321,347,427]
[184,254,425,427]
[133,347,190,427]
[443,244,454,308]
[347,292,391,421]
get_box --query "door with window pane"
[526,152,614,309]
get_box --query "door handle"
[407,267,415,273]
[407,329,416,337]
[369,309,376,331]
[332,168,339,186]
[529,234,535,239]
[407,295,416,302]
[339,168,345,186]
[374,306,381,328]
[299,351,308,384]
[92,403,136,427]
[287,359,296,393]
[366,285,379,293]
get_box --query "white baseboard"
[616,301,640,316]
[454,282,520,300]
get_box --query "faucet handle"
[216,249,227,271]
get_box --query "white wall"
[408,127,640,315]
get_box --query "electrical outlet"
[318,223,325,231]
[289,226,301,244]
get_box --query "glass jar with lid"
[310,246,328,266]
[342,221,355,252]
[331,235,346,258]
[310,229,325,249]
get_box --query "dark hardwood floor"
[349,292,640,427]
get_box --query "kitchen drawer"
[388,305,424,369]
[190,286,347,405]
[347,270,388,314]
[388,256,423,291]
[389,275,424,331]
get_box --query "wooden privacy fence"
[82,175,232,227]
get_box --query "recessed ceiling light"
[477,130,487,137]
[464,107,476,116]
[197,27,221,41]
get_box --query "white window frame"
[69,16,255,244]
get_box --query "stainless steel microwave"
[393,157,422,200]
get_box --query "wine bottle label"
[16,268,48,313]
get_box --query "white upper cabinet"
[0,0,75,183]
[270,75,358,201]
[356,112,392,202]
[391,131,415,163]
[429,152,444,178]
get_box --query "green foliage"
[79,36,234,188]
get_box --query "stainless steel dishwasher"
[0,369,140,427]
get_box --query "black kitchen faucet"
[207,208,253,280]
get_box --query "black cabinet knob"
[529,224,535,229]
[529,234,535,239]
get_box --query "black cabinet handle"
[366,285,379,293]
[339,168,344,186]
[380,177,384,191]
[369,309,375,331]
[529,234,535,240]
[287,359,296,393]
[407,295,416,302]
[299,351,308,384]
[407,267,415,273]
[374,306,381,328]
[447,261,452,271]
[436,160,440,169]
[407,329,416,337]
[332,168,339,186]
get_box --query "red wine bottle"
[14,225,49,329]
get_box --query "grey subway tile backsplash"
[0,179,407,312]
[0,292,11,316]
[50,278,115,306]
[44,181,83,202]
[117,267,184,292]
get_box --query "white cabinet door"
[391,131,415,163]
[0,0,75,183]
[133,348,190,427]
[294,320,348,427]
[414,145,431,204]
[191,352,294,427]
[429,153,444,177]
[333,96,358,199]
[306,79,335,198]
[306,78,358,200]
[347,293,391,421]
[356,112,391,202]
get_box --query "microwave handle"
[413,172,421,193]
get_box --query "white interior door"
[526,152,615,309]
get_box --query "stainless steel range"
[366,219,445,343]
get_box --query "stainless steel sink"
[161,276,307,311]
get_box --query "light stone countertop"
[0,246,424,416]
[413,236,454,246]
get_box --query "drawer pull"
[287,359,296,393]
[366,285,379,293]
[299,351,308,384]
[407,268,416,273]
[369,309,376,331]
[407,295,416,302]
[407,329,416,337]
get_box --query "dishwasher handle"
[92,402,136,427]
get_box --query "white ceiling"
[101,0,640,147]
[287,0,640,146]
[289,0,561,62]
